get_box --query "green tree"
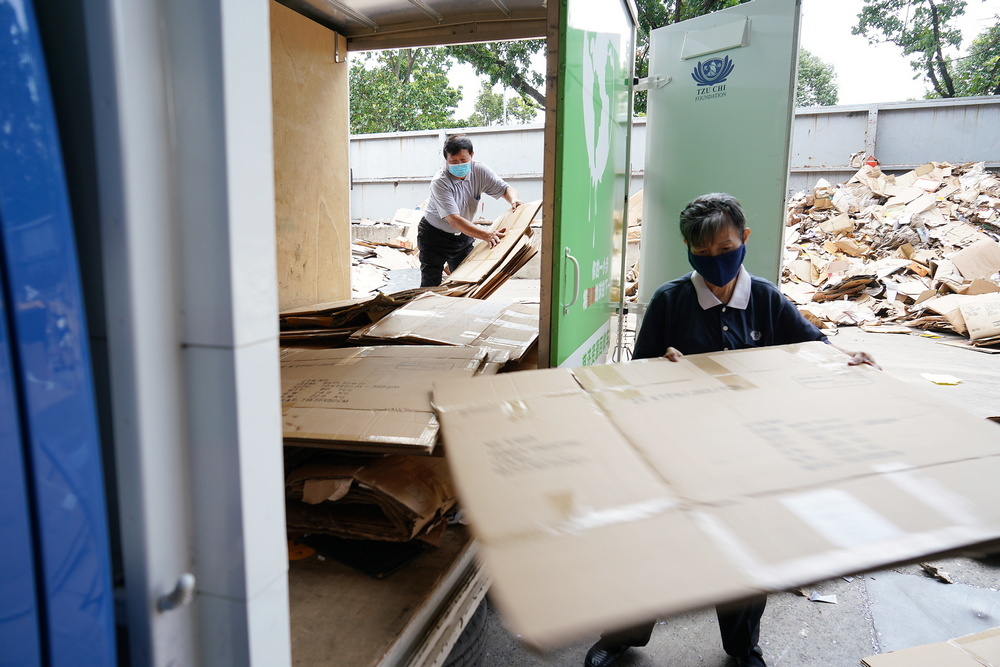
[349,48,464,134]
[853,0,968,98]
[467,82,540,126]
[796,49,839,106]
[951,22,1000,96]
[446,41,547,107]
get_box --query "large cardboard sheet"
[445,199,542,285]
[433,343,1000,649]
[282,346,488,455]
[862,626,1000,666]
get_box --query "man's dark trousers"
[417,219,474,287]
[596,598,766,659]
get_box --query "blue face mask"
[447,162,472,178]
[687,243,746,287]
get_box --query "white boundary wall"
[350,96,1000,222]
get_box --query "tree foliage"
[796,49,839,106]
[951,22,1000,96]
[853,0,968,98]
[444,1,752,116]
[349,48,464,134]
[467,82,539,127]
[445,41,546,107]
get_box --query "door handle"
[158,573,196,612]
[563,247,580,315]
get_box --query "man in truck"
[584,192,878,667]
[418,134,523,287]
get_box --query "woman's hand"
[662,347,684,362]
[846,350,880,369]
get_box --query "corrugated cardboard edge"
[862,625,1000,666]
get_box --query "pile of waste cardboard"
[783,161,1000,349]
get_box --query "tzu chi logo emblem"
[692,55,734,101]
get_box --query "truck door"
[639,0,801,301]
[0,1,116,663]
[542,0,637,368]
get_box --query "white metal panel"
[83,0,290,664]
[639,0,801,300]
[81,0,197,663]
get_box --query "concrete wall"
[350,96,1000,222]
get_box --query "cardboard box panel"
[282,346,487,454]
[433,342,1000,649]
[862,626,1000,666]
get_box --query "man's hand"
[510,199,524,211]
[662,347,683,362]
[484,227,506,248]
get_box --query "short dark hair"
[443,134,474,159]
[679,193,746,247]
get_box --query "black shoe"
[584,642,629,667]
[734,646,767,667]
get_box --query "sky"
[450,0,1000,117]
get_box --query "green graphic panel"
[551,0,635,368]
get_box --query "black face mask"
[687,243,746,287]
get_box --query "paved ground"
[477,279,1000,666]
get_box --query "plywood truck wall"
[271,1,351,310]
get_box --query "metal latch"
[633,75,671,92]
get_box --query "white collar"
[691,265,751,310]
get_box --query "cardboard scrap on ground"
[285,453,457,543]
[953,239,1000,281]
[351,243,422,297]
[281,345,495,455]
[432,342,1000,650]
[350,292,539,362]
[861,626,1000,666]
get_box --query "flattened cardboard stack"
[279,287,461,344]
[350,292,539,363]
[443,199,542,299]
[281,345,493,562]
[781,161,1000,349]
[286,454,457,543]
[281,345,494,455]
[432,342,1000,649]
